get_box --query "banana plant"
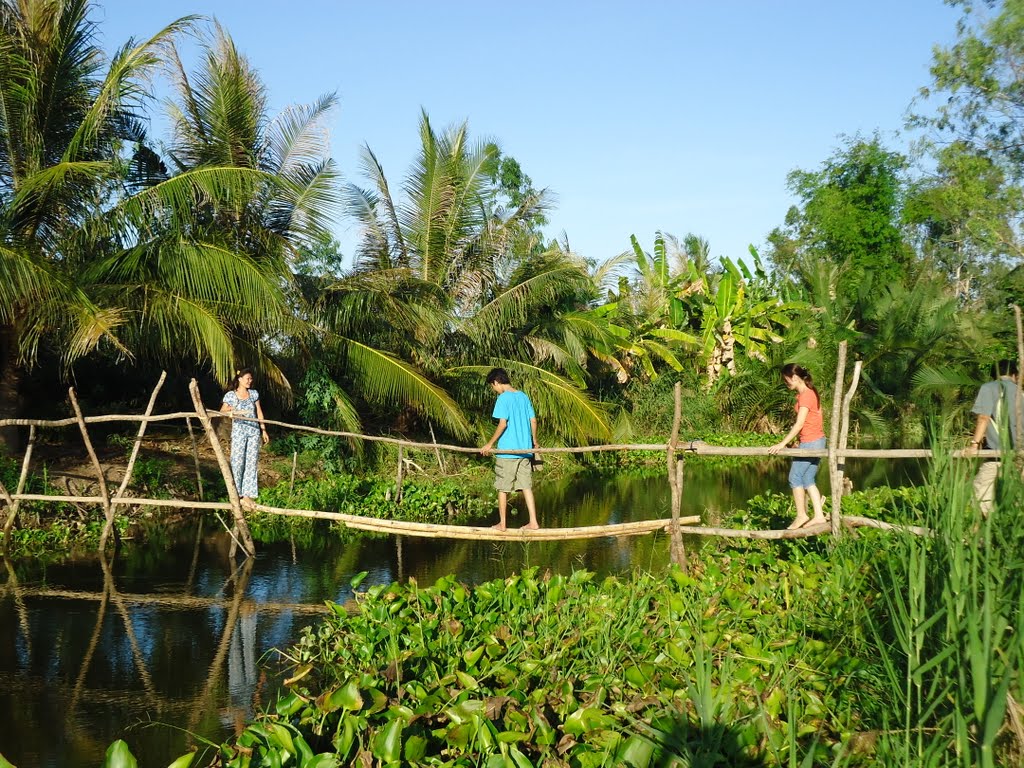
[696,254,806,389]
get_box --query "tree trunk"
[0,325,23,455]
[722,319,737,376]
[705,345,722,390]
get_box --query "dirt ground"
[7,421,286,503]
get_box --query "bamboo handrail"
[0,374,1000,555]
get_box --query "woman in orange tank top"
[767,364,827,530]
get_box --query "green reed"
[865,445,1024,767]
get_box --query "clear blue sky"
[96,0,962,267]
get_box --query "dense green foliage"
[176,456,1020,768]
[3,0,1023,462]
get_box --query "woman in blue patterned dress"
[220,369,269,508]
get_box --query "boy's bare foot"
[786,517,809,530]
[523,522,539,530]
[491,523,506,532]
[241,497,256,511]
[805,517,828,527]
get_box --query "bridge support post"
[667,382,688,571]
[189,379,255,558]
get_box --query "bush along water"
[206,551,881,767]
[196,455,1024,767]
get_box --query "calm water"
[0,460,920,767]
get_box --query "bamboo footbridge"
[2,335,1019,568]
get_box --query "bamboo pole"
[2,425,35,552]
[674,458,689,570]
[429,422,446,473]
[289,450,297,496]
[837,361,863,497]
[10,493,233,507]
[186,417,204,501]
[260,503,700,540]
[113,371,167,503]
[69,388,116,553]
[680,517,931,538]
[396,444,404,504]
[666,382,687,569]
[188,380,254,558]
[1015,305,1023,458]
[828,342,848,538]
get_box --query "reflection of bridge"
[1,343,946,569]
[10,586,330,615]
[1,551,290,746]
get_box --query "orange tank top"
[796,388,825,442]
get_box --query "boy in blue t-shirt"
[481,368,540,531]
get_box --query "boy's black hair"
[996,359,1019,376]
[485,368,510,386]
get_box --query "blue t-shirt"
[492,389,535,459]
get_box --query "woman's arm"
[767,407,808,455]
[256,400,269,444]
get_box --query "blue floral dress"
[223,389,261,498]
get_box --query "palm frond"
[449,361,611,444]
[65,16,197,161]
[334,336,472,438]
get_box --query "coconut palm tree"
[326,113,613,443]
[0,0,192,449]
[85,24,340,398]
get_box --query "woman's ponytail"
[781,363,819,404]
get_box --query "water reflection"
[0,461,922,767]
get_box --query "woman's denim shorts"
[789,436,826,488]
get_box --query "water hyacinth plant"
[210,558,874,767]
[202,451,1023,768]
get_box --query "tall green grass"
[864,447,1024,767]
